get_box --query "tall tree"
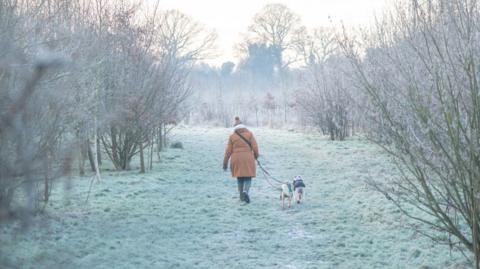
[238,43,278,79]
[246,3,306,72]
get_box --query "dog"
[293,175,306,204]
[280,182,293,209]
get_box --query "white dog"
[280,183,293,209]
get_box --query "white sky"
[156,0,395,66]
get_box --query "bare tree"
[340,0,480,264]
[298,27,338,67]
[263,92,277,127]
[296,28,355,140]
[156,9,217,66]
[245,3,306,72]
[0,0,217,223]
[97,7,215,171]
[0,0,73,222]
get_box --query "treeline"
[0,0,214,220]
[187,4,364,141]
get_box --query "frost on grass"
[0,127,465,269]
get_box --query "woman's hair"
[234,116,241,126]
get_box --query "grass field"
[0,127,466,268]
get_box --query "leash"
[258,163,283,190]
[256,159,288,192]
[232,129,286,190]
[256,159,286,184]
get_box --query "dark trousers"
[237,177,252,198]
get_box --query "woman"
[223,117,259,203]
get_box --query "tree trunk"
[79,144,86,176]
[43,154,51,203]
[96,136,102,166]
[44,174,49,203]
[149,140,154,170]
[160,125,164,149]
[87,139,96,172]
[163,123,167,148]
[109,127,121,170]
[102,127,135,171]
[472,188,479,269]
[92,122,101,181]
[139,140,145,173]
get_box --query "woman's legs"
[237,178,245,200]
[237,177,252,202]
[243,178,251,194]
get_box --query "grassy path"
[1,127,463,269]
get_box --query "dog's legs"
[296,189,304,203]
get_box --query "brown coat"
[223,127,259,178]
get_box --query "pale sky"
[157,0,395,66]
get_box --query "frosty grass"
[1,127,465,269]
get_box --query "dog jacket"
[293,176,306,190]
